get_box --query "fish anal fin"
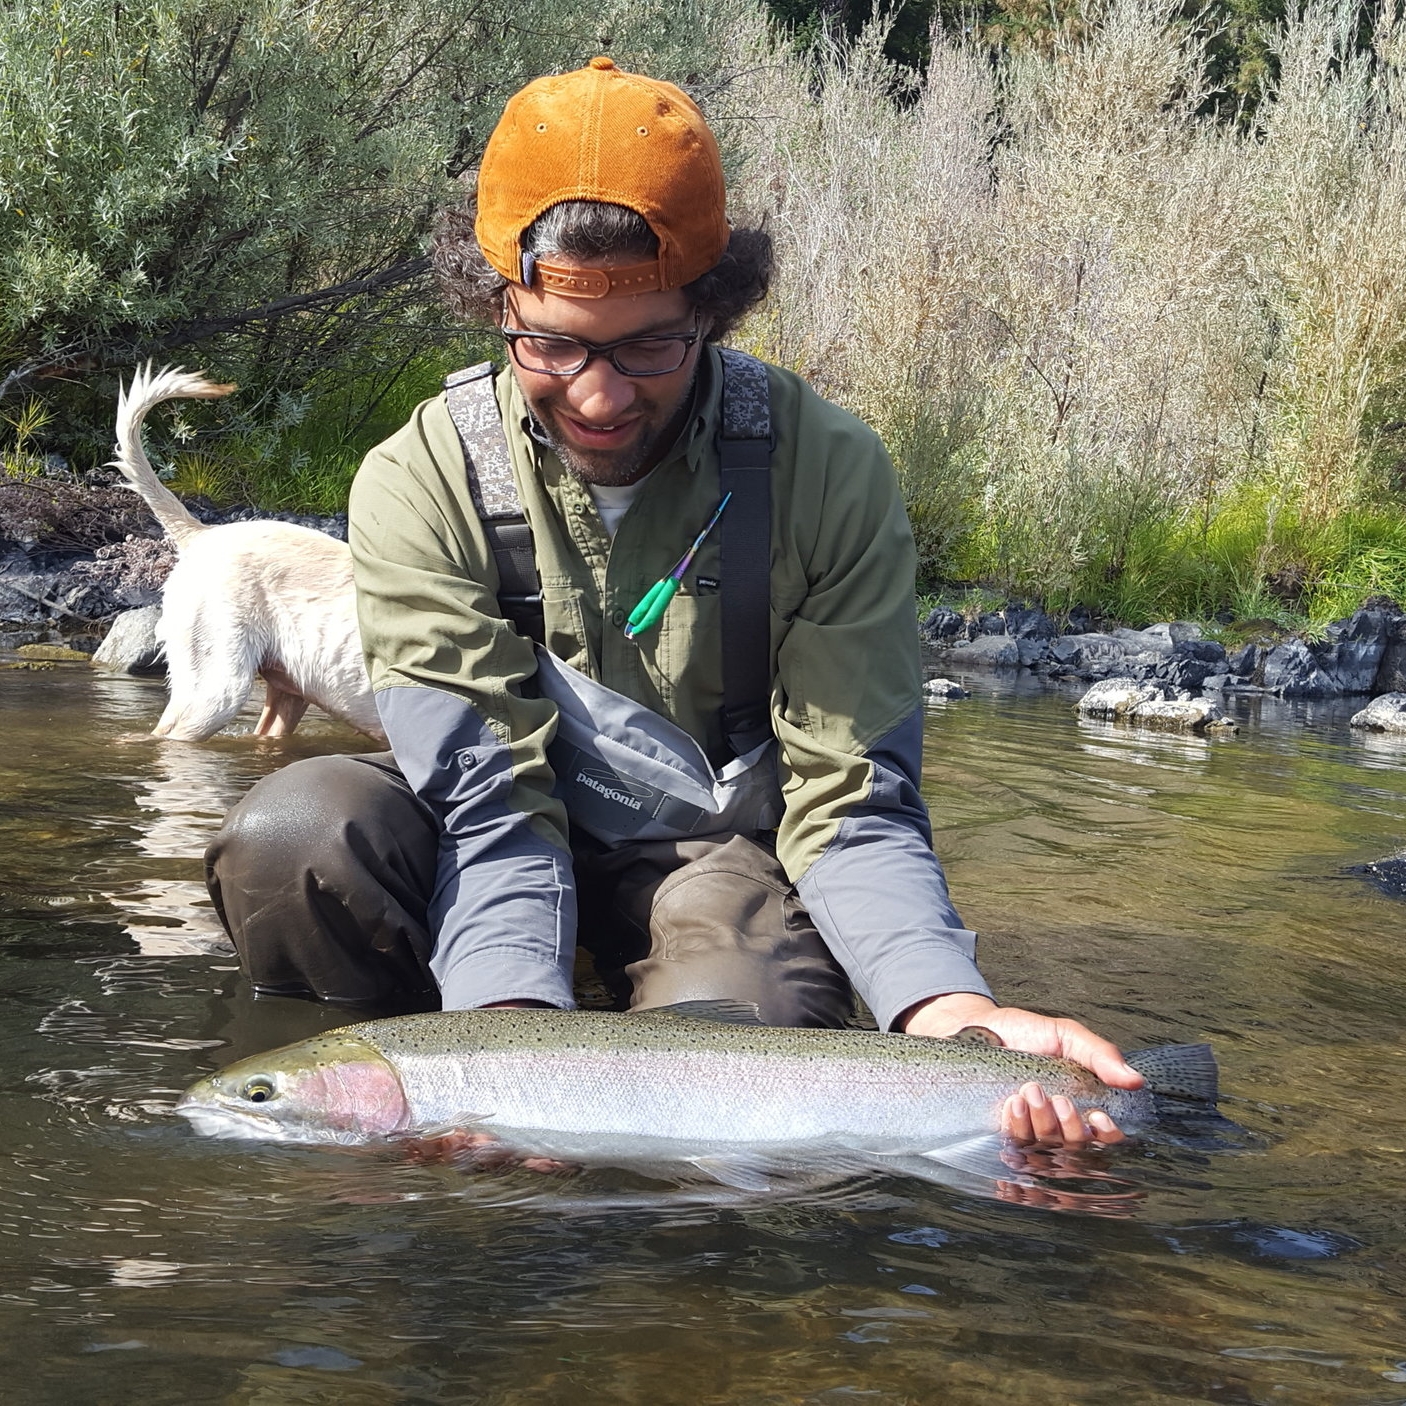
[949,1025,1005,1048]
[635,1000,766,1026]
[917,1134,1012,1183]
[1125,1043,1219,1103]
[688,1153,774,1192]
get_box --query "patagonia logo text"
[574,770,645,810]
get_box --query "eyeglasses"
[500,313,702,378]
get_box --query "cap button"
[589,56,615,70]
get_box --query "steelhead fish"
[175,1002,1218,1189]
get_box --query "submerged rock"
[1344,851,1406,897]
[1349,693,1406,732]
[1077,677,1236,732]
[923,677,969,700]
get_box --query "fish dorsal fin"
[635,1000,766,1026]
[1125,1043,1219,1103]
[950,1025,1005,1048]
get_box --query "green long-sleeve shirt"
[348,346,989,1027]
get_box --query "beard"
[522,369,697,488]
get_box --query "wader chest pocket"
[554,746,706,839]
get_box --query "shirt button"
[610,608,626,628]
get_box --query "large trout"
[175,1002,1217,1188]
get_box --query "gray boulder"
[1349,693,1406,732]
[1047,632,1132,676]
[947,634,1021,669]
[92,606,165,676]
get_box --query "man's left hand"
[898,992,1145,1150]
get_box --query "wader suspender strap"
[443,354,774,754]
[443,363,546,645]
[716,348,774,756]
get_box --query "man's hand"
[898,992,1145,1150]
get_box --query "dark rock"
[1201,673,1231,693]
[1004,606,1056,639]
[1261,609,1393,696]
[1344,852,1406,897]
[1314,608,1392,693]
[1228,642,1259,677]
[1261,639,1333,696]
[1063,605,1095,635]
[976,612,1007,636]
[919,606,967,644]
[1372,613,1406,695]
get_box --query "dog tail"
[111,363,237,546]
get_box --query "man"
[207,57,1141,1149]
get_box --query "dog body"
[113,365,385,742]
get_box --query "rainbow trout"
[175,1002,1217,1188]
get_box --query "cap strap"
[527,258,663,298]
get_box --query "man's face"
[503,282,706,488]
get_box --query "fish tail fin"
[1125,1043,1218,1103]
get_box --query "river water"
[1,663,1404,1404]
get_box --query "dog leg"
[255,681,310,737]
[153,592,262,741]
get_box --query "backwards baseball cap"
[475,57,729,299]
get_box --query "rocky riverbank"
[920,600,1406,701]
[0,470,346,652]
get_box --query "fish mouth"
[173,1095,287,1141]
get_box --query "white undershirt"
[588,469,656,539]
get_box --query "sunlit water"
[1,662,1404,1404]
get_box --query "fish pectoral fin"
[687,1152,775,1192]
[391,1113,491,1141]
[635,1000,766,1026]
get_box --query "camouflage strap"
[443,364,544,644]
[717,349,774,756]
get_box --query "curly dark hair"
[431,192,772,342]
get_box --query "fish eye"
[242,1077,276,1104]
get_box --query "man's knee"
[206,752,439,1006]
[626,835,853,1028]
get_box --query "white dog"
[112,364,384,743]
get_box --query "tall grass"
[725,0,1406,623]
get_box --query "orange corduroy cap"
[475,57,729,298]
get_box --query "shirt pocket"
[541,584,594,676]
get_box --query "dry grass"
[721,0,1406,603]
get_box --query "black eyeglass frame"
[499,313,703,379]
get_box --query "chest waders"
[443,352,781,849]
